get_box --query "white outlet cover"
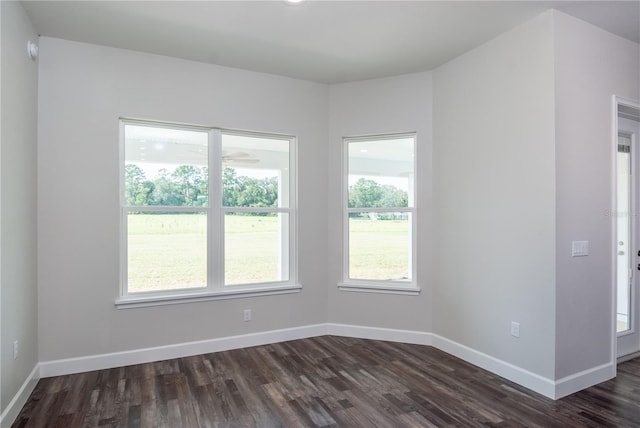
[511,322,520,338]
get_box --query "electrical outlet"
[511,321,520,338]
[243,309,252,322]
[13,340,19,359]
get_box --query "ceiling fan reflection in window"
[222,151,259,165]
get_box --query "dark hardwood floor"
[12,336,640,427]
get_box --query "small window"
[119,120,299,307]
[341,133,418,294]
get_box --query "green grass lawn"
[349,217,410,281]
[127,214,207,293]
[224,214,283,285]
[127,214,409,293]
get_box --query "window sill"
[337,282,420,296]
[115,283,302,309]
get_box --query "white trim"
[124,206,208,213]
[221,207,291,214]
[342,132,418,287]
[119,120,298,300]
[327,325,611,400]
[337,282,421,295]
[431,334,556,399]
[613,96,640,362]
[326,323,432,345]
[554,362,615,399]
[115,283,302,309]
[210,128,221,289]
[342,132,418,141]
[119,121,127,300]
[0,364,40,428]
[34,323,614,403]
[612,95,621,370]
[289,135,299,284]
[617,349,640,363]
[40,324,326,378]
[619,118,640,356]
[345,207,414,214]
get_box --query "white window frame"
[339,133,420,295]
[116,119,300,309]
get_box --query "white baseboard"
[554,362,615,399]
[0,364,40,428]
[431,334,557,399]
[40,324,327,378]
[618,349,640,363]
[36,322,614,402]
[326,326,605,399]
[326,323,432,345]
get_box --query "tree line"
[348,178,408,209]
[125,164,279,208]
[126,166,409,214]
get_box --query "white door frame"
[612,95,640,365]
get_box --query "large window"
[341,133,418,294]
[119,120,298,307]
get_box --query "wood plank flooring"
[12,336,640,427]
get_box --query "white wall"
[327,72,433,332]
[0,0,39,417]
[31,8,640,402]
[433,11,557,379]
[553,11,640,379]
[37,38,329,361]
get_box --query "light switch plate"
[572,240,589,257]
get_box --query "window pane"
[349,212,411,281]
[127,212,207,293]
[124,124,209,207]
[348,137,414,208]
[222,134,290,208]
[224,213,289,285]
[617,136,632,333]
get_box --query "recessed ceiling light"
[285,0,304,4]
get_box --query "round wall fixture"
[27,41,39,61]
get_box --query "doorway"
[615,97,640,360]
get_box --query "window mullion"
[124,206,207,213]
[121,208,128,298]
[346,207,414,213]
[210,129,223,290]
[119,122,128,298]
[221,207,289,214]
[343,140,350,283]
[289,136,297,284]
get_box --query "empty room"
[2,1,640,426]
